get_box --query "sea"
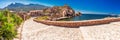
[60,14,118,21]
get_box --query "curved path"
[17,17,120,40]
[21,17,84,40]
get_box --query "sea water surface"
[60,14,118,21]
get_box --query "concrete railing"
[33,17,120,28]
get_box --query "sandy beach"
[15,17,120,40]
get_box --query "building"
[29,10,43,16]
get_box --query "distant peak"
[12,2,16,4]
[3,2,49,11]
[9,3,24,5]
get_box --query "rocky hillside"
[3,3,49,12]
[43,5,81,18]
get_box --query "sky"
[0,0,120,14]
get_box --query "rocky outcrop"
[75,12,82,16]
[43,5,81,18]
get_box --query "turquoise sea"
[60,14,118,21]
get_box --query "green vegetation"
[0,10,23,40]
[35,16,49,21]
[58,18,71,21]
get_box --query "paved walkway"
[21,17,83,40]
[80,22,120,40]
[19,17,120,40]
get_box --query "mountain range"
[2,3,49,12]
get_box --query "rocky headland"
[42,4,81,20]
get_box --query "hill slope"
[4,3,49,12]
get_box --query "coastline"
[1,1,120,40]
[34,17,120,27]
[81,13,119,16]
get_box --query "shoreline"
[82,13,120,17]
[34,17,120,27]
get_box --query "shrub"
[36,16,49,20]
[0,9,23,40]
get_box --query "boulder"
[75,12,82,16]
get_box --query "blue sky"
[0,0,120,14]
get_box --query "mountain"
[3,3,49,12]
[0,9,2,10]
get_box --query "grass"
[35,16,49,21]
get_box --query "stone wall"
[33,17,120,28]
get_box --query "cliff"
[43,5,81,18]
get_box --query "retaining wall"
[33,17,120,28]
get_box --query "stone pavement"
[80,23,120,40]
[17,17,120,40]
[21,17,83,40]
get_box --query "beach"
[15,17,120,40]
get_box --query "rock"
[43,4,79,18]
[75,12,82,16]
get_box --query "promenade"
[16,17,120,40]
